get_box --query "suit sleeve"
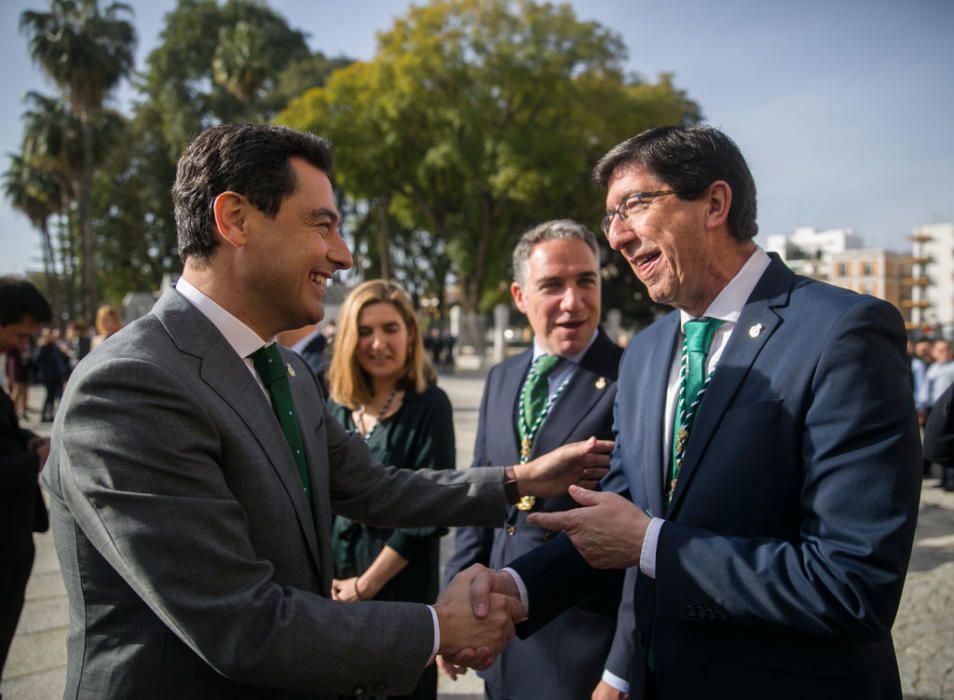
[603,565,635,681]
[442,372,497,586]
[46,356,435,695]
[656,297,922,639]
[385,388,455,560]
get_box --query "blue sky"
[2,0,952,275]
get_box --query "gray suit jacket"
[43,290,507,699]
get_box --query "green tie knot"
[250,344,286,386]
[684,317,724,355]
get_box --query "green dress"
[328,383,455,700]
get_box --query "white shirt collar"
[678,246,771,330]
[175,277,271,358]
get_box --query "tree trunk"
[39,220,59,315]
[79,118,97,320]
[378,196,391,280]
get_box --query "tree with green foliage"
[278,0,699,321]
[20,0,136,318]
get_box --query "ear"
[511,281,528,315]
[212,192,250,248]
[705,180,732,230]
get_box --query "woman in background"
[91,304,122,350]
[327,280,454,700]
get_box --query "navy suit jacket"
[445,330,624,699]
[511,257,922,700]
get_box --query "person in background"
[327,279,454,700]
[65,321,92,368]
[442,220,625,700]
[5,336,31,420]
[90,304,122,350]
[0,277,52,683]
[34,328,69,422]
[919,339,954,417]
[278,322,331,391]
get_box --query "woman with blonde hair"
[327,279,453,700]
[91,304,122,350]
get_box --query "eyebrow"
[304,208,340,225]
[536,270,599,286]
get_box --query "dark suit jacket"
[445,331,624,699]
[510,257,922,700]
[0,388,47,561]
[42,290,512,699]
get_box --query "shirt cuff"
[500,567,529,621]
[602,668,630,694]
[427,605,439,664]
[639,517,665,579]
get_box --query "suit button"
[352,687,365,695]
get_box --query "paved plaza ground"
[3,375,952,699]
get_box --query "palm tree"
[20,0,136,318]
[3,152,64,310]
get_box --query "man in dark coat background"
[0,277,52,683]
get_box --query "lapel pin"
[748,323,764,339]
[595,377,607,390]
[286,363,296,377]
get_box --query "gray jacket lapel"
[153,291,322,572]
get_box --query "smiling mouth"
[309,271,331,286]
[633,251,661,273]
[556,320,586,331]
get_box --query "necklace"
[355,388,399,442]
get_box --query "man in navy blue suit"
[467,124,922,700]
[442,220,625,699]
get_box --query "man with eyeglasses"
[468,123,921,700]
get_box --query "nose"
[328,227,353,271]
[560,285,582,311]
[606,216,635,252]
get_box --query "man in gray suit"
[42,123,610,699]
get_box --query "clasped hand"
[433,565,524,673]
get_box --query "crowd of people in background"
[1,304,122,424]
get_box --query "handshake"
[432,565,523,675]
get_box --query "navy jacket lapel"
[667,258,794,514]
[496,351,531,460]
[640,315,680,515]
[534,332,619,456]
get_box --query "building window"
[837,263,847,276]
[863,262,874,276]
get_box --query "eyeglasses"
[600,190,675,235]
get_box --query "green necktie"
[519,354,562,452]
[250,344,312,509]
[668,317,724,505]
[514,354,561,511]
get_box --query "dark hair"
[593,123,758,242]
[172,123,334,262]
[0,277,52,326]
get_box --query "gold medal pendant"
[515,495,536,511]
